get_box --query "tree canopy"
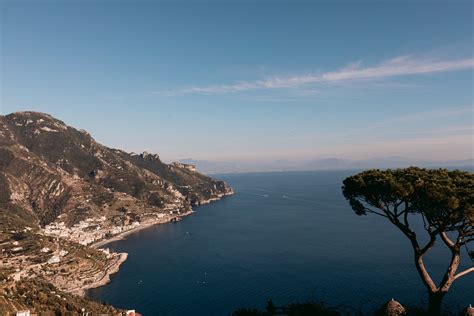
[342,167,473,315]
[343,167,473,239]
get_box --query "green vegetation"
[1,111,232,228]
[0,111,233,312]
[230,298,470,315]
[0,279,122,314]
[342,167,473,316]
[120,151,232,202]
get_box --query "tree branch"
[359,198,390,218]
[393,200,403,217]
[454,266,474,280]
[363,198,441,292]
[403,210,409,228]
[366,208,389,218]
[420,213,429,231]
[391,217,417,246]
[415,254,438,293]
[439,243,462,292]
[420,233,437,255]
[440,232,455,249]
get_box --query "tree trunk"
[428,291,445,316]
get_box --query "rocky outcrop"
[171,162,197,172]
[463,305,474,316]
[380,299,406,316]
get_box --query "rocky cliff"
[0,111,233,230]
[0,111,233,314]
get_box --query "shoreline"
[92,191,234,249]
[91,209,195,249]
[72,252,129,297]
[81,192,234,296]
[80,211,194,297]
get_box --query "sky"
[1,0,473,162]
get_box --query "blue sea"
[87,171,473,315]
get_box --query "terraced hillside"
[0,111,233,314]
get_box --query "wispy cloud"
[152,55,474,96]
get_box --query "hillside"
[0,111,233,314]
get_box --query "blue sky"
[1,0,473,162]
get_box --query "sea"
[87,170,473,315]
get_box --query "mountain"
[0,111,233,314]
[0,111,232,228]
[181,157,473,174]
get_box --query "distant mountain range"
[180,157,473,174]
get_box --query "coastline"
[81,192,234,296]
[77,211,194,297]
[72,252,129,297]
[91,209,195,249]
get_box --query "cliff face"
[0,111,233,313]
[0,111,233,230]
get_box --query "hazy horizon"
[1,1,473,162]
[1,2,473,314]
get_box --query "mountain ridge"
[0,111,233,314]
[0,111,233,227]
